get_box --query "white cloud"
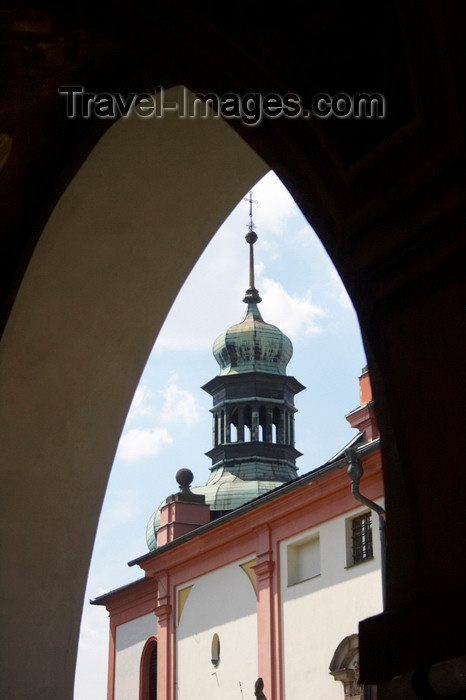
[160,375,202,425]
[251,171,298,234]
[328,267,353,310]
[116,379,201,463]
[74,607,109,700]
[155,222,247,351]
[259,277,325,339]
[126,385,154,422]
[97,488,143,540]
[79,621,103,640]
[118,425,173,462]
[94,586,109,598]
[293,224,317,248]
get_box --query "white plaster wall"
[114,613,157,700]
[280,503,384,699]
[177,558,257,700]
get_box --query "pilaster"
[254,525,280,700]
[153,571,174,700]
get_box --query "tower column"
[278,409,285,444]
[285,411,291,445]
[212,413,217,447]
[220,410,225,444]
[225,408,231,443]
[252,407,260,441]
[265,407,273,442]
[237,406,245,442]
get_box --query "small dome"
[213,302,293,376]
[146,509,160,551]
[192,474,285,511]
[145,472,287,551]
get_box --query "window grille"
[352,513,373,564]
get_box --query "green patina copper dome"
[146,472,284,551]
[213,300,293,376]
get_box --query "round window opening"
[211,633,220,667]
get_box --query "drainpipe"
[345,446,386,609]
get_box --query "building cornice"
[91,576,158,625]
[131,440,383,578]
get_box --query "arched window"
[140,636,157,700]
[229,408,239,442]
[244,405,252,442]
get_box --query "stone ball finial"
[176,468,193,493]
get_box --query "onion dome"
[213,300,293,376]
[213,205,293,376]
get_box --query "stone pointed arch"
[0,87,267,698]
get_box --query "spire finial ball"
[176,468,193,492]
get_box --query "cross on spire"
[244,191,258,232]
[243,191,262,304]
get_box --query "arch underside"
[0,87,268,698]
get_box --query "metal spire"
[243,192,262,303]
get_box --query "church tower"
[200,195,305,515]
[146,194,305,549]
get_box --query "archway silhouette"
[0,88,269,698]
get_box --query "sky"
[73,171,367,699]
